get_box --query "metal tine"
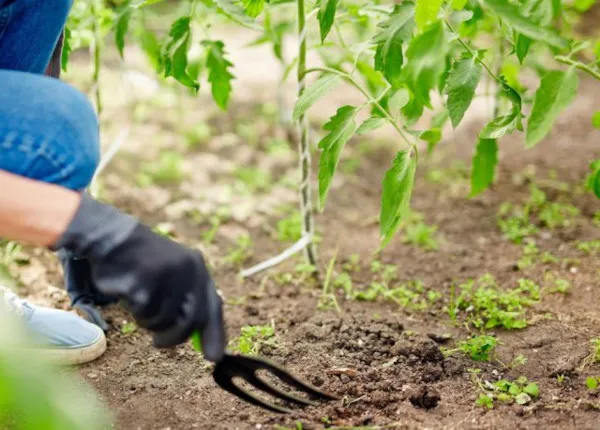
[244,371,319,407]
[213,366,293,414]
[239,355,339,400]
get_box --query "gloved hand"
[57,249,117,332]
[52,193,226,361]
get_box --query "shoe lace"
[0,285,26,317]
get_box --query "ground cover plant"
[2,0,600,429]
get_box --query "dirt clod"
[408,386,441,409]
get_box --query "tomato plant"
[62,0,600,268]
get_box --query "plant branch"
[445,20,503,86]
[555,56,600,81]
[91,0,103,116]
[303,67,415,149]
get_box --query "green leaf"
[136,26,161,72]
[524,0,554,25]
[515,0,554,64]
[416,0,444,30]
[574,0,597,12]
[61,27,72,72]
[516,35,532,64]
[480,0,568,50]
[318,106,359,209]
[526,67,579,148]
[115,8,133,59]
[587,377,598,390]
[191,331,203,352]
[445,54,482,128]
[403,20,450,108]
[591,166,600,199]
[594,112,600,128]
[317,0,339,43]
[357,117,386,135]
[479,82,523,139]
[242,0,266,18]
[202,40,235,109]
[293,74,341,121]
[470,138,498,197]
[213,0,262,30]
[388,88,410,118]
[523,383,539,397]
[372,3,416,88]
[380,151,417,247]
[515,393,532,405]
[408,128,442,144]
[162,17,199,90]
[452,0,468,10]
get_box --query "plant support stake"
[296,0,318,267]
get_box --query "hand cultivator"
[211,352,339,413]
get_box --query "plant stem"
[303,67,415,150]
[296,0,318,267]
[445,20,503,86]
[555,56,600,81]
[92,0,103,116]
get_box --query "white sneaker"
[0,284,106,365]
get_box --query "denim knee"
[0,71,100,191]
[50,84,101,190]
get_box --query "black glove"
[52,194,226,361]
[58,249,117,332]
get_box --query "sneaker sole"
[35,330,107,366]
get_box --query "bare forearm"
[0,170,80,247]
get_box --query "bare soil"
[8,19,600,430]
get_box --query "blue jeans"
[0,0,111,315]
[0,0,99,189]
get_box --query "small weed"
[471,370,539,408]
[185,122,212,148]
[121,322,137,335]
[137,151,185,186]
[277,213,302,242]
[399,211,439,251]
[447,274,539,331]
[445,335,499,362]
[587,377,600,391]
[577,240,600,255]
[233,167,271,194]
[274,421,304,430]
[0,240,25,268]
[543,272,571,295]
[342,254,360,272]
[497,203,539,244]
[517,240,558,270]
[510,354,528,369]
[318,250,341,312]
[348,280,433,311]
[594,212,600,227]
[556,374,566,383]
[223,234,253,266]
[231,322,276,355]
[153,222,176,238]
[493,377,540,405]
[265,137,292,156]
[188,207,231,244]
[539,203,580,229]
[235,122,260,146]
[476,393,495,409]
[425,160,468,185]
[497,185,580,243]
